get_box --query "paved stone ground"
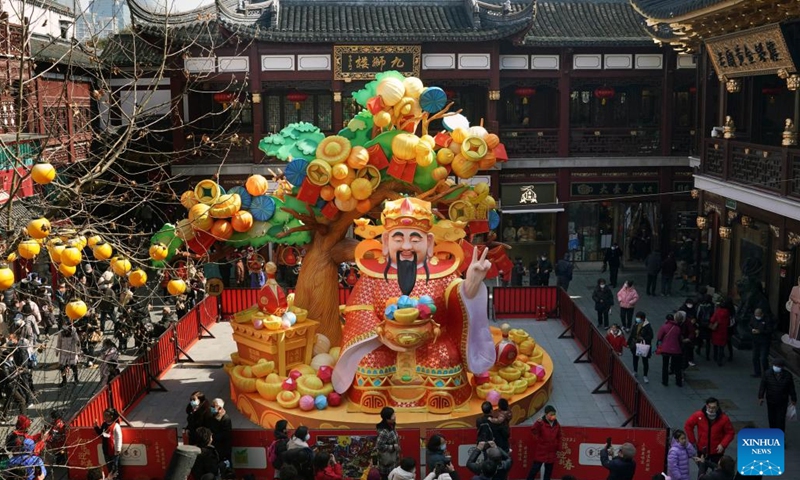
[11,265,800,477]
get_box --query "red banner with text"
[65,427,178,480]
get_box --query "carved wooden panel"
[500,129,558,157]
[704,142,724,176]
[729,145,781,191]
[569,129,660,157]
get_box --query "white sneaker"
[688,361,697,367]
[644,376,649,383]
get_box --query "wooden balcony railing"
[569,128,660,157]
[671,129,696,156]
[499,128,559,157]
[702,138,800,198]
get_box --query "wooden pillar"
[169,72,186,156]
[332,80,344,131]
[487,43,500,133]
[250,45,263,163]
[557,49,571,157]
[659,166,673,253]
[660,50,675,156]
[555,168,571,260]
[699,46,712,144]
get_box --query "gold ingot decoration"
[787,75,800,92]
[696,216,708,230]
[725,78,741,93]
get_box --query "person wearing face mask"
[425,434,449,470]
[758,358,797,432]
[628,311,653,384]
[592,279,614,330]
[603,243,623,288]
[684,397,734,477]
[749,308,774,377]
[285,426,315,480]
[525,406,561,480]
[185,391,212,446]
[376,407,400,480]
[208,398,232,467]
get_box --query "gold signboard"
[333,45,421,80]
[706,23,796,79]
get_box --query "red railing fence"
[492,286,559,319]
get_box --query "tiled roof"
[30,37,96,69]
[629,0,728,21]
[523,0,652,47]
[129,0,536,44]
[101,32,187,68]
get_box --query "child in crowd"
[388,458,416,480]
[607,324,627,356]
[314,452,343,480]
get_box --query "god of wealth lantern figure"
[331,197,496,414]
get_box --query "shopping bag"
[787,404,797,421]
[635,341,651,357]
[786,299,794,312]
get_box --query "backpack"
[268,438,288,469]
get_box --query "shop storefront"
[499,182,561,265]
[567,178,661,262]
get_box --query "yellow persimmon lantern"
[210,220,234,241]
[350,178,373,201]
[334,184,352,202]
[319,185,336,202]
[432,166,449,181]
[149,243,168,261]
[188,203,213,231]
[6,253,15,262]
[373,111,392,128]
[180,190,199,210]
[128,269,147,288]
[402,77,424,99]
[31,161,56,185]
[111,257,132,276]
[0,264,13,291]
[346,146,370,170]
[93,242,113,261]
[60,246,82,267]
[65,299,88,321]
[167,278,187,296]
[246,174,269,196]
[49,244,65,264]
[332,163,349,180]
[58,263,76,277]
[27,218,51,239]
[376,77,405,107]
[87,235,102,248]
[391,133,419,161]
[17,240,40,260]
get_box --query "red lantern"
[213,92,237,104]
[688,86,697,94]
[594,86,616,105]
[286,91,309,111]
[514,87,536,105]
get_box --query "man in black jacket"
[600,442,636,480]
[749,309,775,378]
[758,358,797,432]
[603,243,623,288]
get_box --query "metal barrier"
[557,289,670,431]
[492,286,559,319]
[67,296,220,426]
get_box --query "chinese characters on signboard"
[571,182,659,197]
[334,45,421,80]
[706,23,797,78]
[673,181,693,194]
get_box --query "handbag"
[788,404,797,422]
[635,341,650,357]
[787,299,794,312]
[709,321,718,331]
[655,325,676,355]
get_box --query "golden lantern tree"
[154,72,505,344]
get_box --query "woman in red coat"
[314,452,343,480]
[525,406,562,480]
[709,300,734,366]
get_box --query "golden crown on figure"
[381,197,434,232]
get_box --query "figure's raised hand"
[464,246,491,299]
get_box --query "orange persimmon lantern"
[17,240,40,260]
[92,242,113,261]
[128,269,148,288]
[0,264,14,291]
[111,257,132,276]
[149,243,169,261]
[65,299,88,320]
[167,278,187,296]
[27,218,51,239]
[60,246,82,267]
[231,211,254,233]
[58,263,76,277]
[210,220,234,240]
[87,235,102,248]
[246,175,269,196]
[31,161,56,185]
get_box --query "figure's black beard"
[385,251,429,296]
